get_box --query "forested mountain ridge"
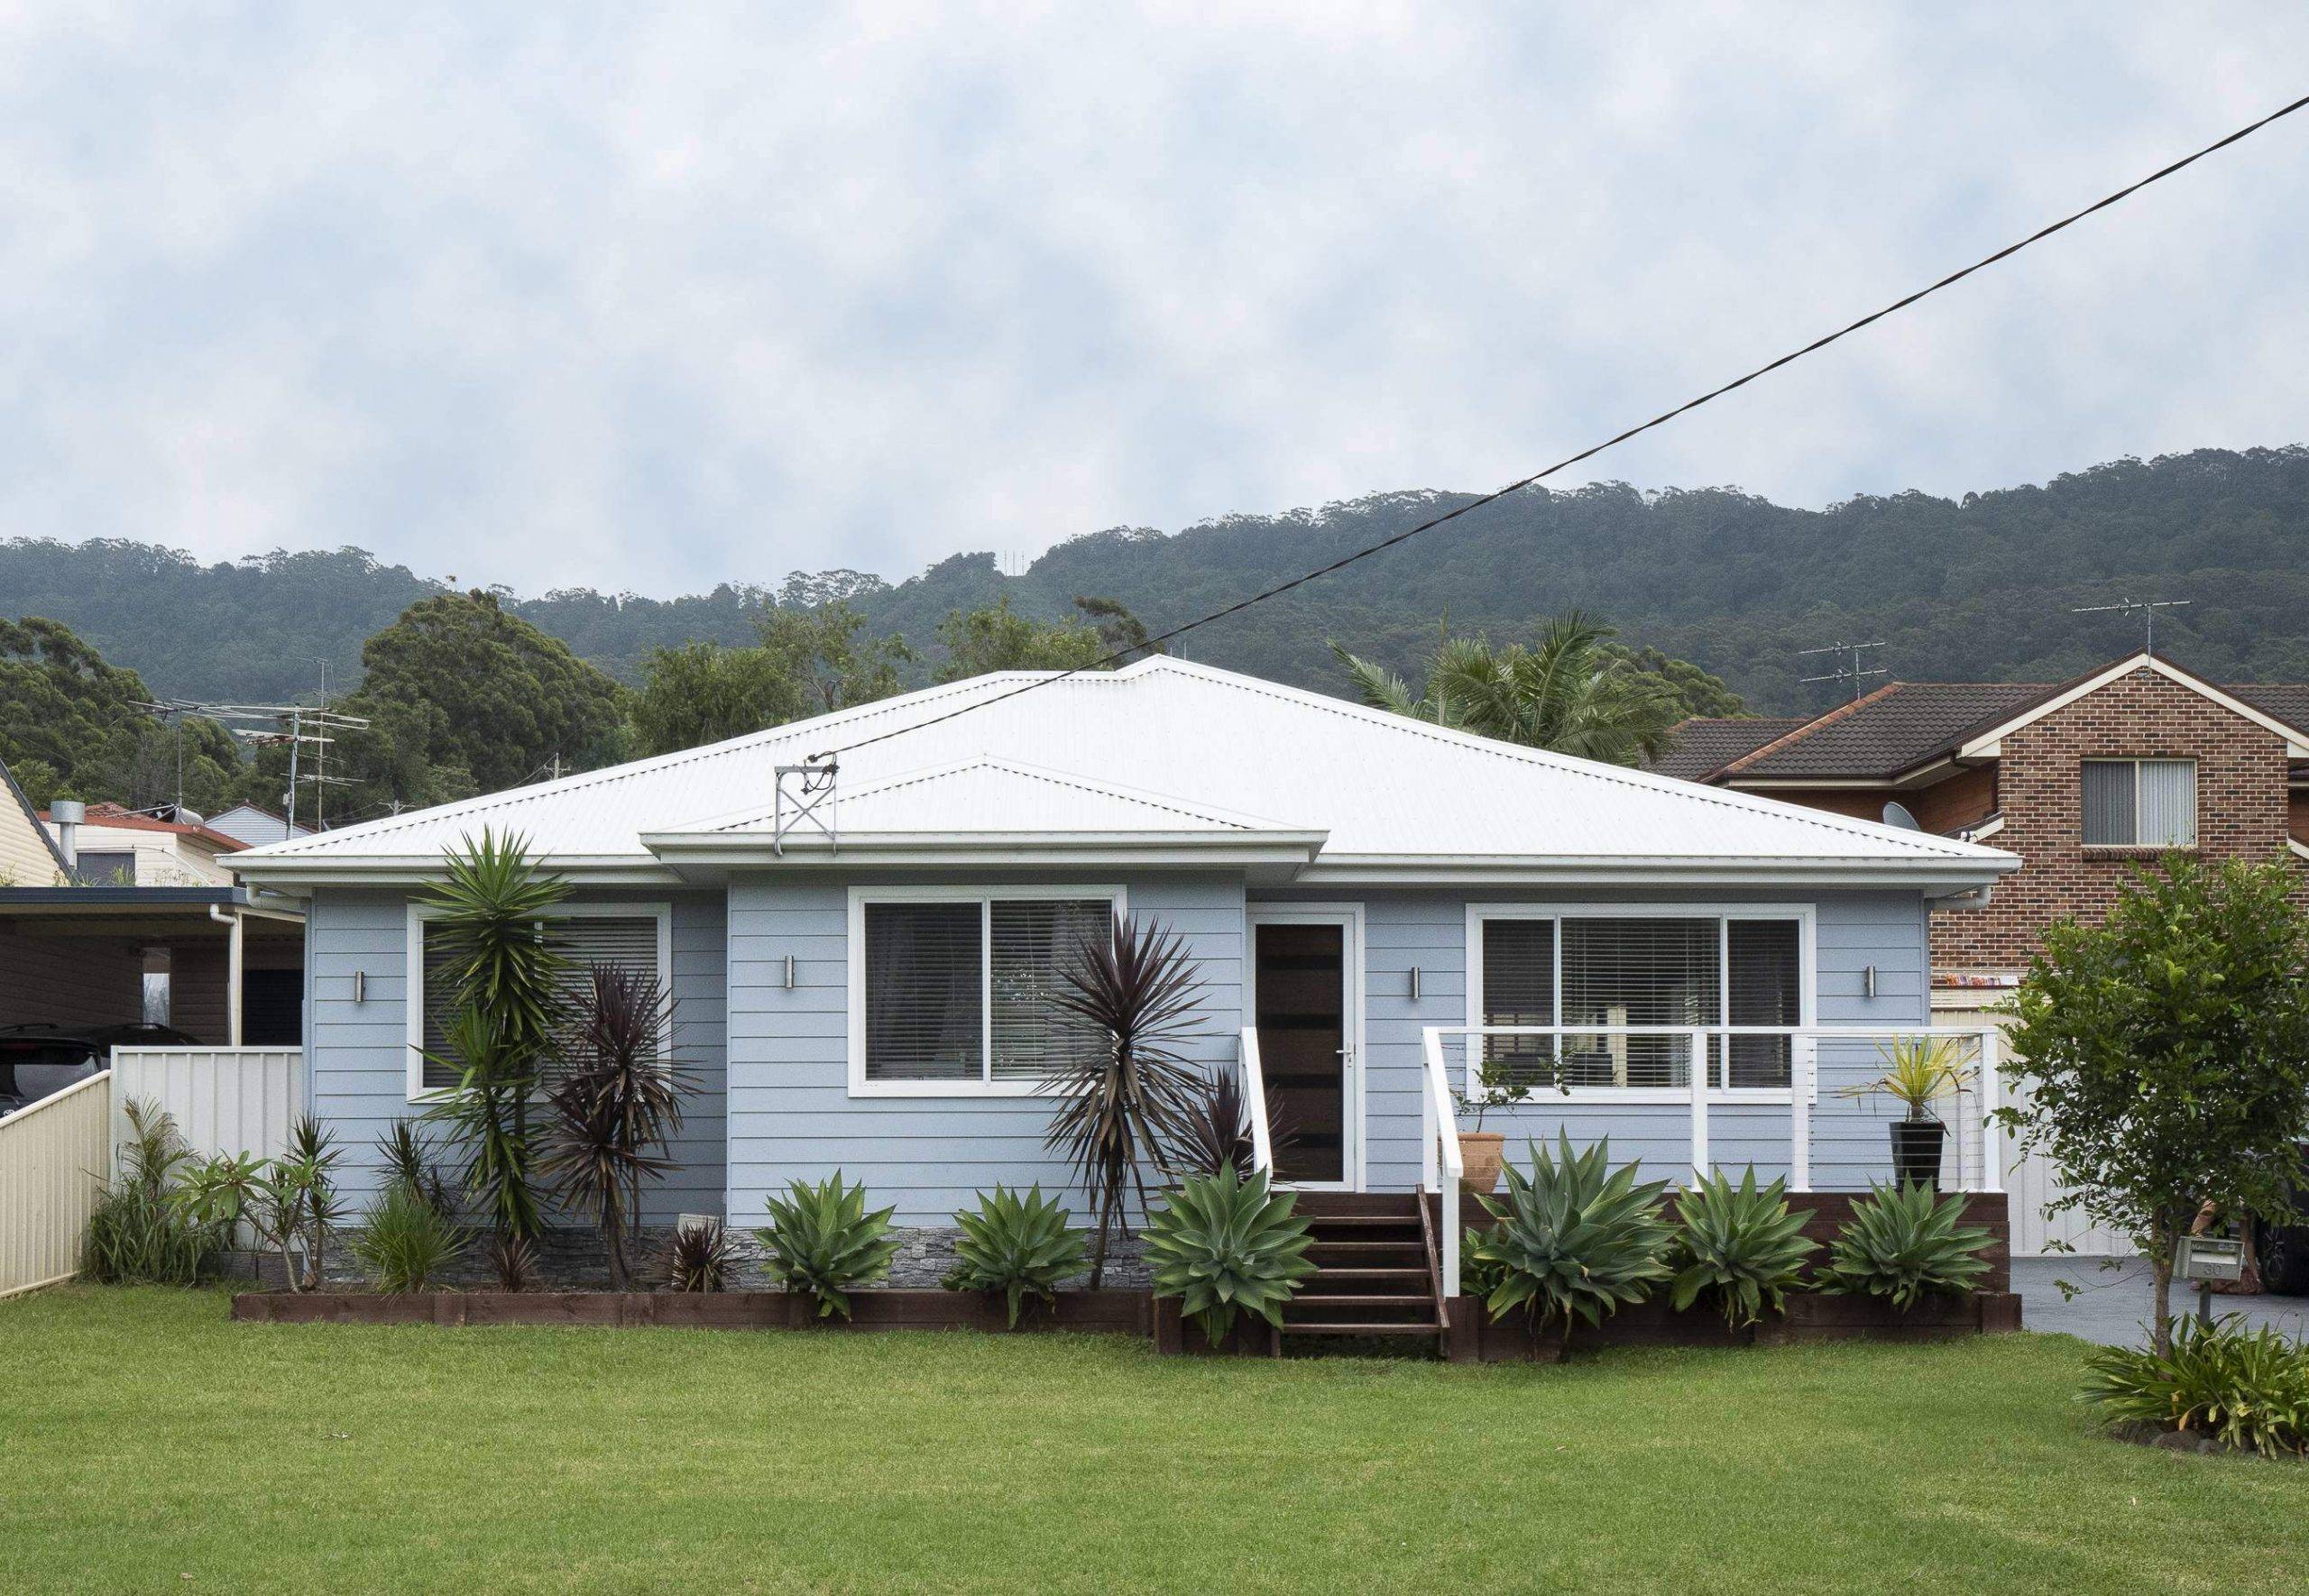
[5,445,2305,715]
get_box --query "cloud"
[0,3,2304,595]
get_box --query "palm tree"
[1330,612,1683,766]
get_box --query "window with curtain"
[2081,758,2195,846]
[860,894,1113,1085]
[1476,913,1802,1091]
[417,912,665,1091]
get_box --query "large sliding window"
[2081,758,2196,847]
[1472,907,1808,1092]
[407,904,671,1097]
[851,887,1118,1094]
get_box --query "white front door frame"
[1245,902,1366,1193]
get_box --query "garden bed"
[1440,1289,2024,1362]
[233,1287,1154,1335]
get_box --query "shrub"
[172,1129,346,1295]
[1468,1133,1673,1342]
[2083,1315,2309,1458]
[84,1098,226,1286]
[1817,1181,1993,1309]
[942,1186,1088,1326]
[1670,1167,1819,1331]
[1145,1169,1315,1346]
[353,1184,470,1293]
[756,1174,899,1319]
[665,1220,735,1293]
[376,1122,457,1216]
[488,1234,540,1292]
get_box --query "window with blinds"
[417,913,665,1090]
[861,894,1113,1085]
[1476,913,1802,1091]
[2082,758,2195,847]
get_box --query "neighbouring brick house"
[1651,651,2309,981]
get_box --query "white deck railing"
[1237,1027,1274,1177]
[1420,1029,1466,1298]
[1422,1023,2003,1198]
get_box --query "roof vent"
[1881,800,1921,831]
[48,798,83,867]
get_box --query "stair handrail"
[1238,1026,1274,1176]
[1421,1026,1463,1298]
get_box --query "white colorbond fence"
[0,1073,113,1299]
[0,1049,306,1299]
[109,1048,306,1165]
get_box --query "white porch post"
[1688,1028,1709,1183]
[1789,1035,1814,1192]
[1978,1025,2002,1194]
[225,909,244,1049]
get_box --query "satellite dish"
[1881,801,1921,831]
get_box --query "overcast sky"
[2,5,2304,596]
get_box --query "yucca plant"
[541,963,691,1289]
[665,1219,736,1293]
[376,1121,457,1217]
[84,1098,226,1286]
[1839,1036,1974,1119]
[1468,1133,1674,1343]
[417,829,568,1243]
[1817,1180,1994,1309]
[942,1186,1089,1327]
[1040,913,1207,1287]
[1144,1169,1316,1346]
[1669,1167,1818,1331]
[2081,1315,2309,1458]
[354,1183,470,1293]
[281,1117,346,1289]
[756,1173,900,1319]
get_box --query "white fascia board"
[1294,852,2019,893]
[1956,654,2309,759]
[640,830,1326,870]
[230,855,686,888]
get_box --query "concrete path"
[2012,1256,2309,1345]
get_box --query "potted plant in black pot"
[1838,1038,1975,1190]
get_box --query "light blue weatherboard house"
[232,657,2019,1289]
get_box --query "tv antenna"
[2071,596,2190,656]
[1798,640,1888,702]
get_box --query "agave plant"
[541,963,692,1290]
[1468,1133,1674,1342]
[1040,913,1207,1287]
[942,1185,1089,1326]
[756,1173,900,1319]
[1816,1180,1994,1310]
[1144,1169,1316,1346]
[2081,1315,2309,1458]
[1669,1167,1819,1331]
[665,1219,736,1293]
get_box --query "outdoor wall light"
[1863,965,1877,999]
[352,970,366,1004]
[1408,966,1422,1002]
[784,953,796,991]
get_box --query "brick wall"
[1930,667,2302,973]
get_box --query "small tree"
[541,965,691,1290]
[2004,857,2309,1353]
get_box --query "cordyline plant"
[2002,857,2309,1353]
[541,964,691,1290]
[417,829,570,1245]
[1039,913,1206,1288]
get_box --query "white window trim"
[2080,757,2199,848]
[846,883,1127,1098]
[404,900,675,1104]
[1461,901,1817,1105]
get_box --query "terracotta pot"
[1460,1131,1507,1193]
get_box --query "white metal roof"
[233,656,2019,889]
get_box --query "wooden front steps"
[1284,1191,1448,1353]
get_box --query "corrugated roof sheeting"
[240,659,2004,868]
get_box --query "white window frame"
[404,900,675,1104]
[1462,901,1817,1105]
[847,883,1127,1099]
[2080,757,2199,848]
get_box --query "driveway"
[2013,1256,2309,1345]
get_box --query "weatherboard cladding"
[237,657,2003,872]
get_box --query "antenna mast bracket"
[772,755,839,857]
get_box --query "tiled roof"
[1646,719,1807,781]
[1717,683,2048,779]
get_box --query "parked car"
[2256,1152,2309,1298]
[0,1023,198,1117]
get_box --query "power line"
[815,89,2309,765]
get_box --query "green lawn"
[4,1289,2304,1592]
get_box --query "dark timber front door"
[1254,920,1348,1185]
